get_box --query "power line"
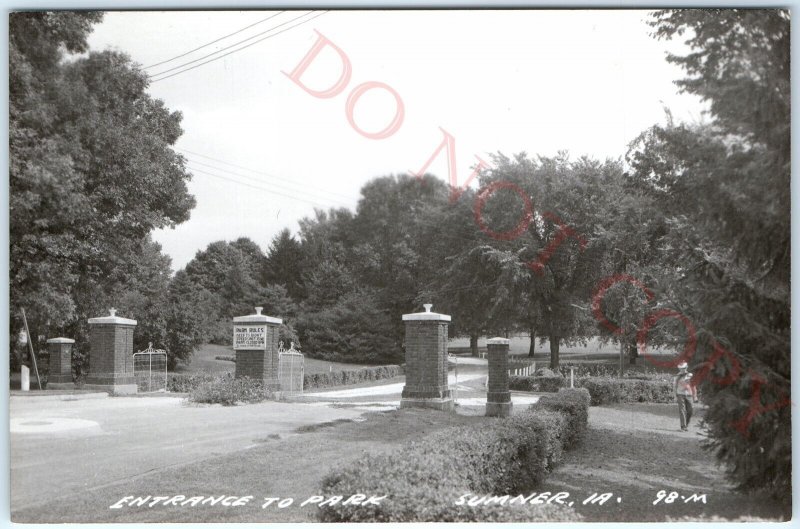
[186,165,341,209]
[149,11,328,83]
[148,11,312,78]
[143,11,286,69]
[178,148,357,202]
[185,157,351,207]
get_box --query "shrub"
[577,376,672,405]
[509,375,565,393]
[188,374,272,405]
[509,376,536,392]
[214,355,235,362]
[318,389,589,522]
[531,388,591,449]
[303,365,402,390]
[556,363,675,380]
[167,372,217,393]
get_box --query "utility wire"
[150,11,328,83]
[143,11,286,69]
[148,11,312,78]
[178,148,357,202]
[185,157,351,207]
[187,165,340,209]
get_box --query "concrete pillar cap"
[487,337,510,345]
[88,308,137,325]
[403,304,451,321]
[233,308,282,324]
[46,337,75,344]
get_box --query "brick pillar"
[85,309,137,395]
[233,307,281,388]
[46,337,75,389]
[400,304,454,411]
[486,337,512,417]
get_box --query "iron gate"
[278,341,304,395]
[133,343,168,393]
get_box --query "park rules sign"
[233,325,267,350]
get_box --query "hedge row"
[167,372,217,393]
[167,365,403,393]
[303,365,402,390]
[508,375,673,405]
[557,363,671,379]
[578,376,672,405]
[509,375,565,393]
[188,374,273,406]
[317,388,590,522]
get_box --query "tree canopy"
[10,12,196,367]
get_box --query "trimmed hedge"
[509,375,565,393]
[303,365,402,390]
[167,372,217,393]
[578,376,672,405]
[167,365,403,394]
[509,374,672,406]
[188,374,273,405]
[317,389,589,522]
[532,388,591,449]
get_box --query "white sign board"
[233,325,267,350]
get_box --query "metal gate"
[278,341,304,395]
[133,343,168,393]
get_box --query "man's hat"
[677,362,688,370]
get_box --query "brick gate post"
[85,309,138,395]
[46,337,75,389]
[400,304,454,411]
[486,337,512,417]
[233,307,281,388]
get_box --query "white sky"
[86,10,705,271]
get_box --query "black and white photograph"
[7,7,792,523]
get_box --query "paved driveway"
[10,395,363,514]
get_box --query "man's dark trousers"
[678,395,693,429]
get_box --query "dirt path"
[540,403,787,521]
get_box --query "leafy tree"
[296,290,402,364]
[182,238,298,346]
[165,271,221,369]
[10,12,195,368]
[474,153,619,367]
[263,228,305,299]
[625,9,790,504]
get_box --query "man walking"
[673,361,698,431]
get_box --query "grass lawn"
[174,343,376,376]
[541,403,787,521]
[451,335,682,375]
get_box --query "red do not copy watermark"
[283,29,790,437]
[592,273,791,437]
[282,30,586,270]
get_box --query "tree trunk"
[549,335,560,369]
[470,334,479,357]
[619,340,624,378]
[528,326,536,358]
[628,337,638,365]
